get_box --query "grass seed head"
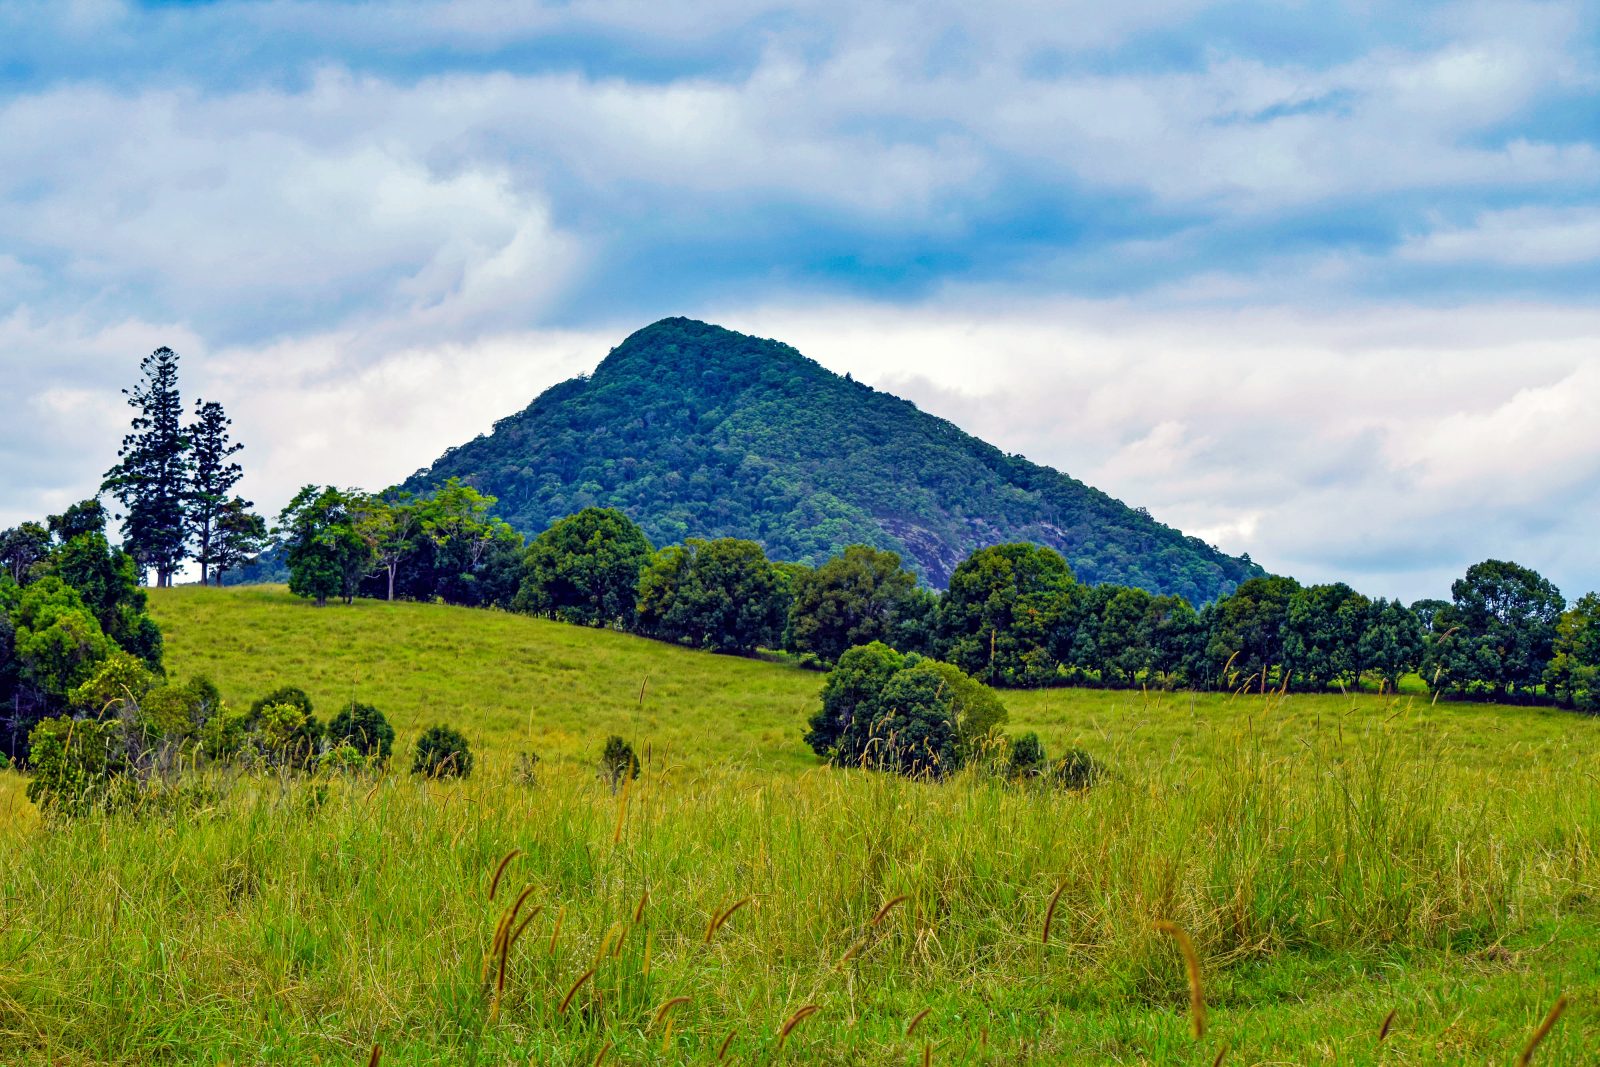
[1516,994,1568,1066]
[1154,920,1206,1039]
[487,849,520,901]
[778,1004,821,1049]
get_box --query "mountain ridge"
[405,317,1263,600]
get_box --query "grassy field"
[1,585,1597,1064]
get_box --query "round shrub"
[248,685,313,725]
[327,701,394,762]
[412,725,473,779]
[1007,731,1048,779]
[255,701,324,768]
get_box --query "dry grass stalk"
[1210,1043,1228,1066]
[591,1040,613,1066]
[777,1004,821,1049]
[1516,994,1568,1066]
[922,1041,932,1066]
[487,849,521,901]
[633,890,650,923]
[612,776,631,845]
[557,967,597,1014]
[1154,920,1206,1039]
[508,906,543,953]
[366,1045,380,1067]
[652,995,691,1029]
[1378,1008,1397,1043]
[906,1007,932,1036]
[1042,880,1068,945]
[871,894,909,926]
[548,906,565,956]
[835,936,869,969]
[594,921,624,966]
[716,1030,737,1062]
[704,896,752,943]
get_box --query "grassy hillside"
[406,318,1261,599]
[1,586,1598,1064]
[143,584,823,773]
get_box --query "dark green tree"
[600,735,641,792]
[412,724,473,778]
[102,347,189,587]
[1545,592,1600,712]
[212,497,268,585]
[805,642,1007,778]
[44,501,162,671]
[1424,560,1564,700]
[1409,599,1451,634]
[1146,593,1202,687]
[937,543,1076,685]
[1203,575,1301,691]
[276,486,371,607]
[186,399,245,584]
[635,538,785,654]
[514,507,653,626]
[327,701,395,762]
[0,523,51,585]
[1358,598,1425,693]
[805,641,906,760]
[1282,583,1370,691]
[1096,586,1156,687]
[787,545,921,664]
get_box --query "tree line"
[276,496,1600,712]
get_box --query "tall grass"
[1,701,1596,1063]
[0,586,1594,1062]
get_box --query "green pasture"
[1,585,1596,1064]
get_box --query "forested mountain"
[406,318,1262,601]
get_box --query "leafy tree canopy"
[515,507,653,627]
[787,544,920,665]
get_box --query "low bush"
[256,701,323,768]
[327,701,394,762]
[248,685,313,725]
[412,724,473,779]
[24,716,135,816]
[513,750,540,785]
[600,735,640,792]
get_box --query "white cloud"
[1400,205,1600,265]
[715,294,1600,600]
[2,0,1598,606]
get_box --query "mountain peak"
[407,320,1262,598]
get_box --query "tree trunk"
[387,564,396,602]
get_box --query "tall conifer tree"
[187,399,244,584]
[102,347,189,587]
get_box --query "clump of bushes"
[600,735,640,792]
[412,725,473,779]
[807,643,1106,787]
[1007,730,1105,790]
[805,642,1008,778]
[21,676,403,815]
[24,716,133,816]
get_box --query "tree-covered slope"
[406,318,1262,600]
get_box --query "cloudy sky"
[3,0,1597,601]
